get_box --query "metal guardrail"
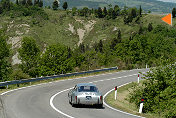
[0,67,118,87]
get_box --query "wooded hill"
[0,0,176,82]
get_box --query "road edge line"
[103,82,145,118]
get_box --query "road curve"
[1,69,149,118]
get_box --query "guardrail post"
[6,85,8,89]
[138,74,140,83]
[30,82,31,85]
[139,97,144,113]
[115,86,117,100]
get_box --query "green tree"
[139,5,142,16]
[172,8,176,18]
[1,0,11,11]
[18,37,40,77]
[97,7,103,18]
[130,8,137,18]
[62,2,68,10]
[138,26,143,34]
[114,5,120,16]
[38,0,43,7]
[21,0,26,6]
[118,30,121,41]
[72,7,77,16]
[26,0,33,6]
[0,5,3,14]
[34,0,38,6]
[0,30,11,82]
[103,7,107,17]
[16,0,19,5]
[52,0,59,10]
[98,40,103,53]
[39,44,75,75]
[148,23,153,32]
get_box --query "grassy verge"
[105,81,161,118]
[0,69,119,94]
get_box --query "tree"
[16,0,19,5]
[0,5,3,14]
[112,10,116,19]
[111,38,118,49]
[97,7,103,18]
[131,8,137,18]
[1,0,11,11]
[103,7,107,17]
[118,30,121,41]
[172,8,176,18]
[79,43,85,53]
[18,37,40,77]
[139,5,142,17]
[39,44,75,75]
[38,0,43,7]
[52,0,59,10]
[72,7,77,16]
[62,2,68,10]
[26,0,33,6]
[138,26,143,34]
[21,0,26,6]
[98,40,103,53]
[0,30,11,82]
[148,23,153,32]
[114,5,120,16]
[34,0,38,6]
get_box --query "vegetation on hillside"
[0,1,175,81]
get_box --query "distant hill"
[46,0,175,13]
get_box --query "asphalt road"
[1,69,149,118]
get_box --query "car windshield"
[78,86,98,92]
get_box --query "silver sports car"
[68,83,103,107]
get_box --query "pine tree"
[112,10,116,19]
[16,0,19,5]
[148,23,153,32]
[103,7,107,17]
[138,26,143,34]
[111,38,118,49]
[21,0,26,6]
[139,5,142,17]
[131,8,137,18]
[114,5,120,16]
[98,40,103,53]
[117,30,121,41]
[34,0,38,6]
[26,0,33,6]
[0,5,3,14]
[52,0,59,10]
[62,2,68,10]
[172,8,176,18]
[39,0,43,7]
[97,7,103,18]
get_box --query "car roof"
[76,83,96,87]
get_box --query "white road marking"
[103,83,145,118]
[49,73,141,118]
[0,69,145,118]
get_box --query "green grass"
[105,82,162,118]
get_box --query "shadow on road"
[74,104,105,109]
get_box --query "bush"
[128,64,176,117]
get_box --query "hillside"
[31,0,176,13]
[0,8,176,66]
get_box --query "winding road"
[1,69,149,118]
